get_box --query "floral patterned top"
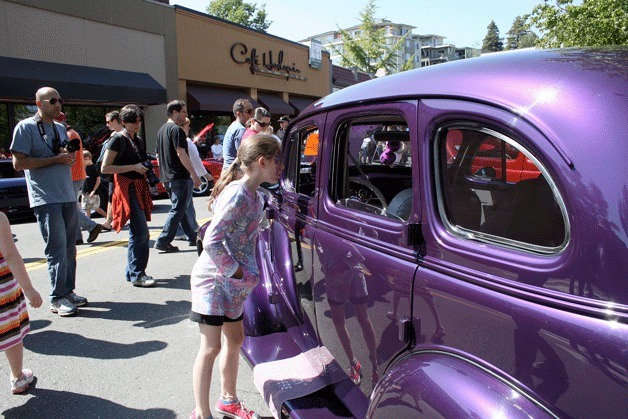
[190,180,263,317]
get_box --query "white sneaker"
[133,274,156,288]
[50,297,78,316]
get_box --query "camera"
[142,160,160,187]
[55,138,81,153]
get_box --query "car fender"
[243,224,302,337]
[367,349,556,418]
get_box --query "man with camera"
[153,100,201,253]
[10,87,88,316]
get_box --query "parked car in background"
[197,47,627,418]
[0,158,33,222]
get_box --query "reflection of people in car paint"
[387,274,445,343]
[316,240,379,386]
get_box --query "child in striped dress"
[0,212,42,394]
[189,135,282,419]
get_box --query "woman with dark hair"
[241,107,271,142]
[101,105,155,288]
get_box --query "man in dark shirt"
[153,100,201,253]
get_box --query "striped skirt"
[0,255,30,351]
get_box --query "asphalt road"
[0,196,272,419]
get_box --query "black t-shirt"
[83,164,100,193]
[155,122,189,182]
[106,132,146,179]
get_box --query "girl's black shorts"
[190,311,243,326]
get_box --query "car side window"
[284,127,319,197]
[332,116,414,221]
[437,125,568,253]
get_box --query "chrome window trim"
[433,123,571,255]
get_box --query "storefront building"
[174,6,331,142]
[0,1,331,154]
[0,0,175,153]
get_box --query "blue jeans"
[126,184,150,283]
[156,178,196,246]
[175,198,199,240]
[33,202,78,301]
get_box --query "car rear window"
[436,125,568,253]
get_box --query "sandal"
[11,369,34,394]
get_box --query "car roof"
[309,47,627,115]
[302,48,628,159]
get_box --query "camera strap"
[33,113,60,154]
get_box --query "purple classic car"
[199,47,627,418]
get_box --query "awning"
[0,56,167,105]
[187,85,259,113]
[256,92,295,116]
[289,96,318,114]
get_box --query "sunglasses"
[43,98,64,105]
[244,108,254,114]
[255,119,269,128]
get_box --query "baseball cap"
[278,115,291,123]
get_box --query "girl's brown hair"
[209,134,281,206]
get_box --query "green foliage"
[400,54,416,72]
[506,15,538,49]
[333,0,408,75]
[207,0,272,32]
[530,0,628,47]
[482,20,504,52]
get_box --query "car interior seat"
[480,175,565,247]
[445,166,482,230]
[388,188,413,220]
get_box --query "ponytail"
[208,158,241,207]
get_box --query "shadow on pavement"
[2,387,176,418]
[65,299,191,328]
[156,274,191,291]
[24,329,167,359]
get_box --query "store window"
[0,104,9,156]
[189,112,234,158]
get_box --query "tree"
[207,0,272,32]
[333,0,408,75]
[482,20,504,52]
[505,15,538,49]
[530,0,628,48]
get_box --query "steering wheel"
[348,177,388,209]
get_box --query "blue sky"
[171,0,581,47]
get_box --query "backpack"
[98,133,126,181]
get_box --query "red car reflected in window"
[446,129,540,182]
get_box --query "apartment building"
[302,20,479,74]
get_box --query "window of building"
[332,115,413,221]
[0,104,9,156]
[436,124,567,252]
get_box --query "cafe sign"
[230,42,307,81]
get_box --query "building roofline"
[174,4,327,51]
